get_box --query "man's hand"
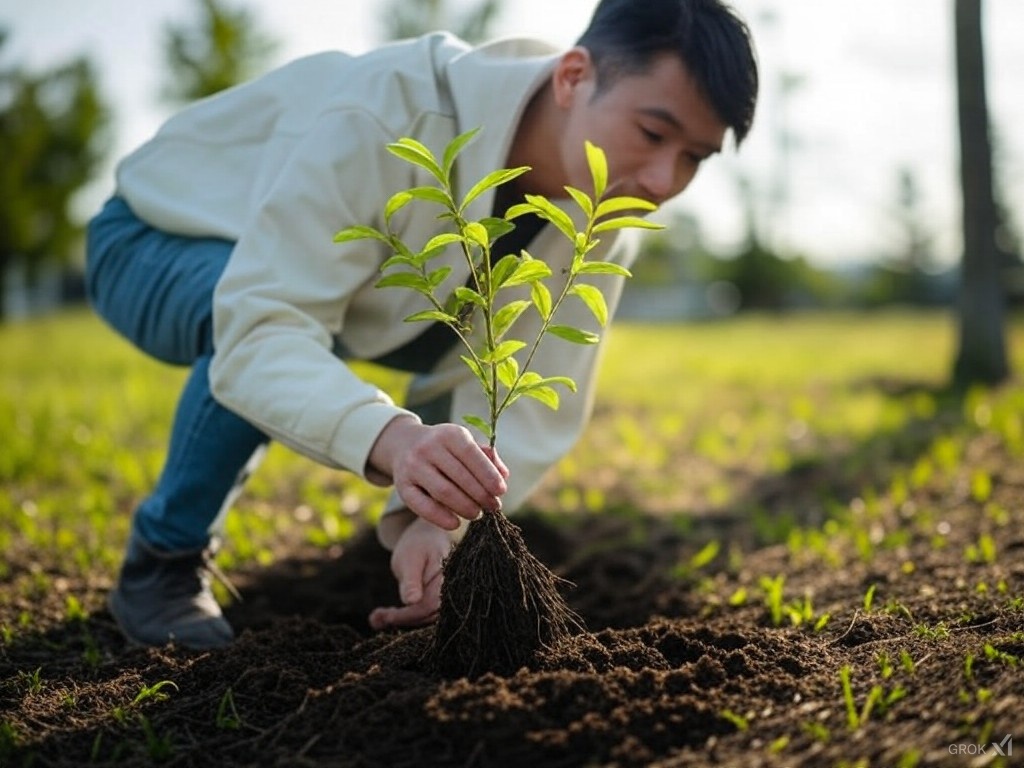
[369,416,509,530]
[368,516,455,630]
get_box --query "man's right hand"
[368,416,509,530]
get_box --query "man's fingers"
[481,445,510,479]
[398,485,461,530]
[419,457,501,517]
[429,426,507,495]
[370,565,444,630]
[368,604,438,630]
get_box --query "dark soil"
[3,416,1024,767]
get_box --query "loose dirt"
[2,421,1023,767]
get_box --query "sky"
[2,0,1023,268]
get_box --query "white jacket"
[115,33,638,547]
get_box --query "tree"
[161,0,278,105]
[952,0,1008,386]
[378,0,502,44]
[0,30,111,320]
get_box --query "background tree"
[161,0,278,104]
[0,30,110,320]
[378,0,501,43]
[952,0,1007,386]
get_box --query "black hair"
[575,0,759,145]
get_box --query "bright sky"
[3,0,1023,267]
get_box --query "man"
[87,0,758,649]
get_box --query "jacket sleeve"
[210,109,417,485]
[376,229,640,549]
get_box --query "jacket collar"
[444,37,560,220]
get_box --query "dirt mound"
[3,460,1023,767]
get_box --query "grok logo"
[948,734,1012,756]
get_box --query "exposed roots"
[428,509,584,678]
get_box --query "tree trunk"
[952,0,1008,386]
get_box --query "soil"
[3,407,1024,767]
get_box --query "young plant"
[335,129,660,677]
[335,129,655,444]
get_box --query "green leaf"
[422,232,463,253]
[480,216,516,244]
[594,195,657,219]
[375,273,432,292]
[427,266,452,288]
[524,194,577,242]
[504,202,539,220]
[493,300,531,340]
[490,254,521,290]
[538,375,577,393]
[442,128,480,180]
[480,339,526,363]
[592,215,664,234]
[575,262,633,278]
[570,283,608,326]
[462,414,492,439]
[454,286,486,307]
[564,186,594,218]
[585,141,608,200]
[381,254,417,270]
[460,166,531,212]
[496,356,520,388]
[521,385,560,410]
[405,309,456,324]
[531,282,552,320]
[407,185,452,206]
[517,371,542,386]
[460,354,486,386]
[333,225,388,244]
[503,260,553,288]
[464,221,489,248]
[384,191,413,224]
[387,139,444,182]
[547,325,600,344]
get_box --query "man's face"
[555,49,727,207]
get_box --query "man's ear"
[552,46,596,109]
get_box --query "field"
[2,309,1024,767]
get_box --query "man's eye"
[640,127,663,144]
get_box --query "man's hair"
[575,0,759,145]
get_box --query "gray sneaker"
[108,533,237,649]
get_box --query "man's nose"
[636,159,677,204]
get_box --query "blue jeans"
[86,197,268,551]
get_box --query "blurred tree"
[161,0,278,104]
[0,30,111,320]
[863,167,947,307]
[378,0,502,43]
[952,0,1007,386]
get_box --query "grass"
[3,307,1024,601]
[3,306,1024,766]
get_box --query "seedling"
[216,687,243,730]
[760,574,786,626]
[965,533,997,564]
[17,667,43,696]
[336,129,660,676]
[802,720,831,743]
[672,539,721,580]
[913,622,950,641]
[720,709,750,731]
[839,665,905,730]
[138,713,173,760]
[132,680,178,706]
[899,649,917,675]
[862,583,877,612]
